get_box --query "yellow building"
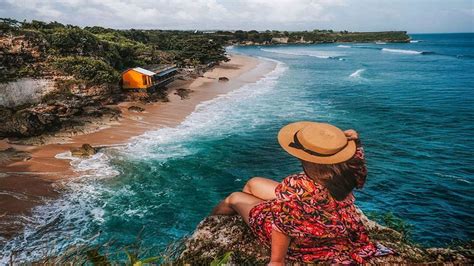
[121,67,177,90]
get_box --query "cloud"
[0,0,472,32]
[1,0,347,29]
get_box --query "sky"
[0,0,473,33]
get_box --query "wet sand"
[0,54,276,241]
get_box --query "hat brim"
[277,121,356,164]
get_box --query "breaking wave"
[261,48,345,60]
[381,48,424,54]
[349,68,366,78]
[0,58,288,263]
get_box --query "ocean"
[1,33,473,262]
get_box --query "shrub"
[52,56,120,84]
[48,28,100,56]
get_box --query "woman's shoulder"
[276,172,327,200]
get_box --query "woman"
[212,121,386,265]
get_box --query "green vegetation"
[366,211,413,243]
[52,56,119,84]
[210,29,409,44]
[1,18,409,85]
[0,18,228,84]
[210,251,233,266]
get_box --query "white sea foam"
[0,57,288,263]
[126,58,288,160]
[337,45,351,48]
[410,40,421,43]
[0,149,120,263]
[382,48,423,54]
[349,68,366,78]
[261,48,344,60]
[375,41,387,44]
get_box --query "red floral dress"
[249,168,383,263]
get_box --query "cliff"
[178,211,472,264]
[0,18,229,140]
[230,30,410,46]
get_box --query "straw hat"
[278,121,356,164]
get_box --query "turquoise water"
[2,33,473,261]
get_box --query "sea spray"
[0,151,120,263]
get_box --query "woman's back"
[249,172,377,263]
[212,123,391,264]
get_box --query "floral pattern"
[248,147,386,264]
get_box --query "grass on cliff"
[366,211,414,243]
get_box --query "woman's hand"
[344,129,359,141]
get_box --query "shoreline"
[0,54,277,242]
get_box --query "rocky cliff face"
[178,212,472,264]
[0,78,123,138]
[0,33,124,139]
[0,78,56,107]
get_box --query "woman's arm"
[268,228,290,266]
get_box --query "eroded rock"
[174,88,193,100]
[128,106,145,113]
[178,213,472,264]
[218,76,229,82]
[0,147,32,164]
[71,144,96,157]
[0,106,61,138]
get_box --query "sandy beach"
[0,54,276,240]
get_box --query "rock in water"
[218,77,229,82]
[71,144,96,157]
[128,106,145,113]
[0,147,32,164]
[177,213,472,264]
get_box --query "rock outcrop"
[71,144,97,157]
[178,213,472,265]
[174,88,193,100]
[271,37,289,44]
[0,147,31,164]
[128,105,145,113]
[0,106,60,137]
[218,77,229,82]
[0,78,56,108]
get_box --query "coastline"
[0,54,277,241]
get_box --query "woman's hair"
[302,150,367,201]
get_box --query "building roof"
[156,67,177,77]
[132,67,156,76]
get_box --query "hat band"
[288,131,348,157]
